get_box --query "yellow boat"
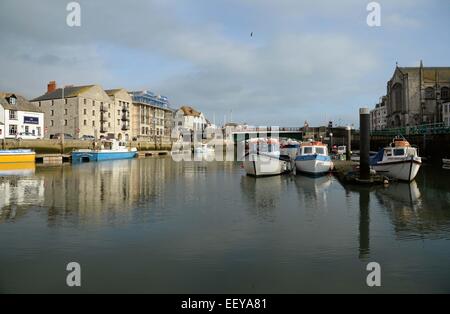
[0,150,36,164]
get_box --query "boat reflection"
[240,175,285,221]
[0,163,35,177]
[294,174,332,209]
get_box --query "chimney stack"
[47,81,57,93]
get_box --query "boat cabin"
[384,139,418,158]
[247,138,280,154]
[299,142,328,156]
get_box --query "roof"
[105,89,123,96]
[32,85,95,101]
[179,106,202,117]
[0,93,42,113]
[397,67,450,82]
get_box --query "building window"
[441,87,449,100]
[51,120,54,127]
[65,99,68,105]
[425,87,434,99]
[64,120,68,126]
[83,98,86,105]
[9,110,18,120]
[84,120,87,126]
[92,110,95,116]
[37,127,41,136]
[84,109,87,115]
[92,121,95,127]
[25,126,29,134]
[64,109,68,115]
[9,125,17,135]
[51,110,54,116]
[117,119,120,126]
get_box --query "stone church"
[386,61,450,127]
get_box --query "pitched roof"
[105,89,123,96]
[398,67,450,82]
[32,85,95,101]
[0,93,42,113]
[179,106,202,117]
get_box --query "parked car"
[81,135,95,141]
[50,133,74,140]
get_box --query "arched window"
[391,83,403,112]
[441,87,449,100]
[425,87,434,99]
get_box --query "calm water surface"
[1,157,450,293]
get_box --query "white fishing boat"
[243,138,291,177]
[370,137,422,182]
[294,141,333,175]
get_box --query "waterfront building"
[370,96,388,131]
[32,81,113,139]
[174,106,208,133]
[0,93,44,139]
[386,62,450,127]
[105,89,133,141]
[130,90,174,142]
[443,102,450,127]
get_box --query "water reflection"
[0,163,42,221]
[294,175,332,210]
[240,175,285,221]
[0,158,177,225]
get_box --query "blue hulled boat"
[72,140,138,163]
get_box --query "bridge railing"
[371,123,450,136]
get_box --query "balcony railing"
[371,123,450,136]
[100,105,108,112]
[121,114,130,122]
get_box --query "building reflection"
[0,158,176,225]
[0,163,43,221]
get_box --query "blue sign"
[24,116,39,125]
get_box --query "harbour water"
[0,157,449,293]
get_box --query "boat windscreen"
[370,149,384,165]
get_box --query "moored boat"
[243,138,291,177]
[0,149,36,164]
[370,137,422,182]
[72,140,137,163]
[295,141,333,176]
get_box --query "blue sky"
[0,0,449,127]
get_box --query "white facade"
[444,102,450,126]
[174,107,207,132]
[370,104,388,131]
[0,94,44,140]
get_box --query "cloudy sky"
[0,0,449,126]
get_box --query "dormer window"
[9,96,17,105]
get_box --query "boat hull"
[0,150,36,164]
[243,153,289,177]
[372,158,421,182]
[295,155,333,175]
[72,150,137,162]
